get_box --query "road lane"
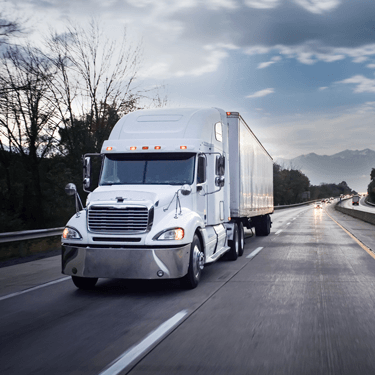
[1,204,375,374]
[128,206,375,374]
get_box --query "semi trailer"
[62,108,273,289]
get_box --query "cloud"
[244,0,280,9]
[257,55,281,69]
[293,0,341,14]
[338,75,375,94]
[246,88,275,98]
[259,102,375,159]
[319,87,328,90]
[367,64,375,69]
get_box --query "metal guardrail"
[274,199,321,210]
[365,196,375,206]
[0,227,64,244]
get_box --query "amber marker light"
[142,146,149,150]
[180,146,187,150]
[106,146,113,151]
[226,112,231,116]
[62,228,69,239]
[175,228,184,240]
[154,146,161,150]
[130,146,137,151]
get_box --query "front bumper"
[62,244,191,279]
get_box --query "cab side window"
[197,155,206,184]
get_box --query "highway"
[2,202,375,374]
[340,196,375,213]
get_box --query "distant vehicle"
[352,195,360,206]
[315,202,322,209]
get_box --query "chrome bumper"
[62,244,191,279]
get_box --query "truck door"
[196,154,208,224]
[206,152,226,225]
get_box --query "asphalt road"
[340,196,375,213]
[2,202,375,374]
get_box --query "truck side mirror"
[65,183,83,213]
[65,183,77,196]
[83,156,91,191]
[216,155,225,176]
[215,176,225,187]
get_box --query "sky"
[3,0,375,164]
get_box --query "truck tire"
[227,223,239,261]
[255,214,271,236]
[72,276,98,290]
[181,234,204,289]
[238,222,245,257]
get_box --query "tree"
[0,45,60,228]
[273,163,310,205]
[0,12,23,45]
[368,168,375,203]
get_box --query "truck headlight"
[154,228,184,241]
[62,227,82,240]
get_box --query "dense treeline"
[368,168,375,203]
[0,17,166,232]
[273,163,356,206]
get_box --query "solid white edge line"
[246,247,264,259]
[0,276,71,301]
[99,310,189,375]
[275,230,283,235]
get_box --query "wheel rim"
[192,245,204,280]
[235,231,239,255]
[240,228,244,249]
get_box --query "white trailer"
[61,108,273,289]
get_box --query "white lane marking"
[246,247,264,259]
[275,230,283,235]
[286,222,291,226]
[0,276,71,302]
[99,310,188,375]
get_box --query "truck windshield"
[99,153,195,186]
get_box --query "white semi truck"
[62,108,273,289]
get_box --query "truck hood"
[86,185,188,209]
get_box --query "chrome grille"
[88,205,149,233]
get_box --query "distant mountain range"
[276,149,375,193]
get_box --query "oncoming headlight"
[62,227,82,240]
[154,228,185,241]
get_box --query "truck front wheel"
[182,235,204,289]
[72,276,98,290]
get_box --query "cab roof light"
[154,146,161,150]
[180,146,187,150]
[106,146,113,151]
[142,146,149,150]
[130,146,137,151]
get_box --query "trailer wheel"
[227,223,239,261]
[238,222,245,256]
[181,235,204,289]
[72,276,98,290]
